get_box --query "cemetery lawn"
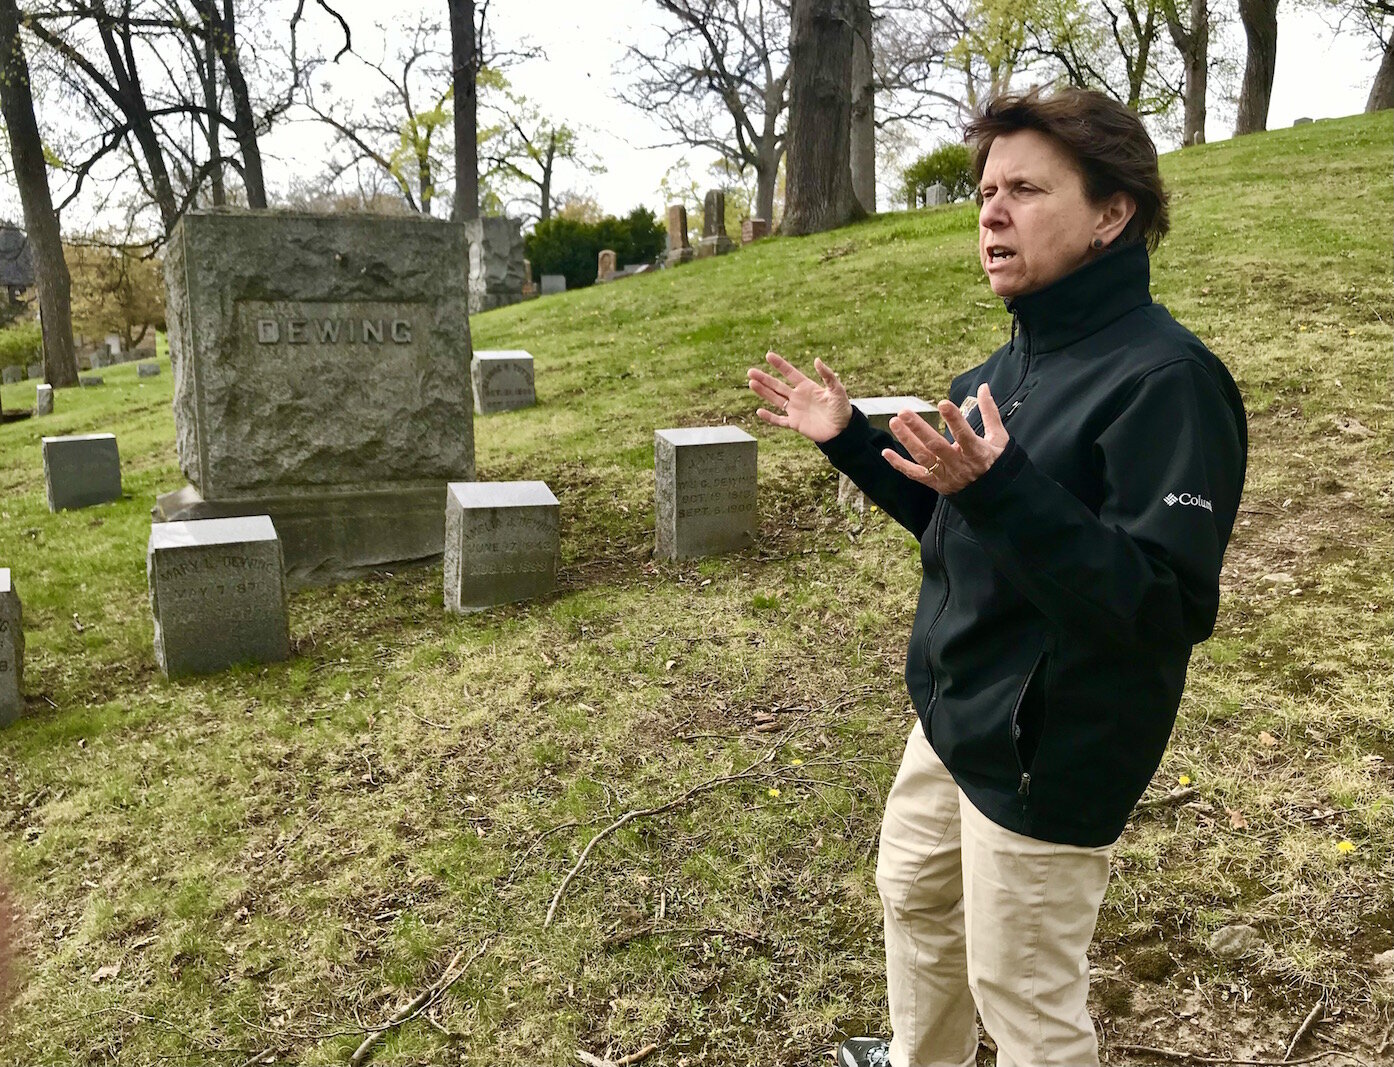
[1,112,1390,1066]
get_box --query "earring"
[1091,238,1104,249]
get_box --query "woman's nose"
[979,196,1009,230]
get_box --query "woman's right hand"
[747,351,853,444]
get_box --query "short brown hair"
[965,87,1170,252]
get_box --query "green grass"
[1,112,1390,1065]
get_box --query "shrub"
[525,206,666,290]
[903,143,975,206]
[0,322,41,367]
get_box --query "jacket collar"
[1005,241,1153,353]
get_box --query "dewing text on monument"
[156,211,475,586]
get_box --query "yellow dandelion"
[790,758,804,767]
[767,787,781,798]
[1178,774,1192,786]
[1337,840,1356,854]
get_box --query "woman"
[748,88,1247,1067]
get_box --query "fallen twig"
[1133,786,1200,812]
[1113,1043,1342,1065]
[1284,998,1325,1061]
[576,1044,658,1067]
[348,937,492,1066]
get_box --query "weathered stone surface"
[137,363,160,377]
[654,427,757,560]
[665,205,694,267]
[540,274,566,295]
[465,215,525,313]
[444,481,559,612]
[838,396,938,513]
[35,384,52,416]
[159,210,474,585]
[80,376,104,386]
[1207,924,1263,960]
[0,570,22,727]
[471,351,535,414]
[1,366,20,384]
[597,249,617,281]
[700,191,735,256]
[741,218,769,244]
[147,515,290,678]
[27,362,41,379]
[926,182,950,206]
[43,433,122,511]
[89,349,110,369]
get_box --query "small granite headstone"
[137,363,160,377]
[839,397,939,513]
[42,433,122,511]
[147,515,290,678]
[80,376,104,387]
[926,182,950,207]
[27,362,41,379]
[471,350,535,414]
[1293,117,1313,126]
[654,427,757,560]
[35,383,52,416]
[597,249,618,281]
[741,218,769,244]
[540,274,566,295]
[0,569,22,727]
[1,366,21,384]
[665,205,694,267]
[444,481,559,612]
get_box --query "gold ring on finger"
[927,461,941,477]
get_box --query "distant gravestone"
[154,211,474,587]
[926,182,950,207]
[597,248,618,281]
[654,427,757,560]
[1293,117,1313,126]
[465,215,526,313]
[0,569,22,727]
[147,515,290,678]
[698,190,735,257]
[444,481,559,612]
[80,376,104,386]
[35,383,52,416]
[104,334,122,357]
[89,349,109,369]
[665,205,694,267]
[838,397,939,513]
[137,363,160,377]
[471,350,536,414]
[1,366,20,384]
[42,433,122,511]
[741,218,769,244]
[522,258,538,299]
[27,362,41,379]
[540,274,566,296]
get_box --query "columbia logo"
[1164,492,1213,511]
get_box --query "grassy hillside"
[0,112,1389,1065]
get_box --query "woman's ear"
[1094,191,1136,247]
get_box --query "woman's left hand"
[882,383,1010,494]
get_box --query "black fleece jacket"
[818,243,1247,847]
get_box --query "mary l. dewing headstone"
[654,427,757,559]
[444,481,559,611]
[156,211,475,586]
[147,515,290,678]
[0,570,23,726]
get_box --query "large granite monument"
[0,570,21,726]
[465,216,526,313]
[155,211,475,586]
[444,481,560,611]
[654,427,757,559]
[697,190,735,257]
[147,515,291,678]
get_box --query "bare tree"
[447,0,477,220]
[782,0,865,235]
[481,87,601,224]
[0,0,77,386]
[1234,0,1278,132]
[622,0,791,224]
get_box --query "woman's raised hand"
[747,351,853,444]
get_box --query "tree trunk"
[756,150,778,225]
[211,0,267,207]
[1165,0,1208,145]
[539,132,556,222]
[781,0,865,236]
[1367,37,1394,112]
[1235,0,1277,134]
[448,0,479,222]
[849,0,875,213]
[0,0,78,387]
[202,17,225,204]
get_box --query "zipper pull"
[1004,398,1024,420]
[1018,772,1031,797]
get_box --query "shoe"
[836,1036,892,1067]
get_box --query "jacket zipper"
[920,313,1033,700]
[1010,648,1048,798]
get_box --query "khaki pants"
[875,720,1113,1067]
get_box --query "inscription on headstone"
[471,351,536,415]
[444,481,560,612]
[42,433,122,511]
[654,427,757,559]
[0,570,23,727]
[838,397,939,513]
[147,515,290,678]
